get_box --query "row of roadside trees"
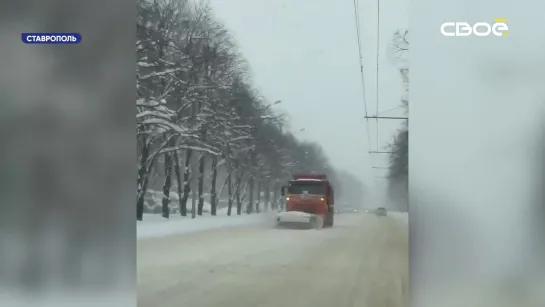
[388,30,409,211]
[136,0,338,220]
[387,30,409,211]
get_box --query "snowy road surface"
[137,213,408,307]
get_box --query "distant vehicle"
[277,174,335,229]
[375,207,387,216]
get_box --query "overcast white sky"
[209,0,409,196]
[408,0,545,293]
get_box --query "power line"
[375,0,381,157]
[352,0,374,167]
[377,105,403,116]
[353,0,379,193]
[360,0,407,191]
[352,0,366,118]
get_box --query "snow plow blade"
[276,211,323,229]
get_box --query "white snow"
[388,212,409,224]
[139,188,279,238]
[137,213,409,307]
[137,209,276,239]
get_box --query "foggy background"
[0,0,135,305]
[209,0,410,205]
[411,0,545,305]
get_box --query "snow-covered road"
[137,213,408,307]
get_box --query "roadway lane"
[137,213,408,307]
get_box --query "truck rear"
[277,174,335,229]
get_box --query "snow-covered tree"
[136,0,343,220]
[387,30,409,212]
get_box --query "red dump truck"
[277,174,335,229]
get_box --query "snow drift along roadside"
[137,210,277,239]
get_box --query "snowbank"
[138,189,283,238]
[388,212,408,224]
[137,209,277,239]
[143,190,215,214]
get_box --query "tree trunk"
[216,164,233,207]
[197,124,207,215]
[136,138,151,221]
[197,152,206,216]
[210,156,218,216]
[188,90,199,218]
[180,149,192,216]
[240,180,250,214]
[227,163,233,216]
[247,176,254,214]
[240,182,247,201]
[235,169,243,215]
[272,180,279,210]
[161,150,173,218]
[191,148,198,219]
[264,181,270,212]
[236,188,242,215]
[256,180,261,213]
[173,151,184,215]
